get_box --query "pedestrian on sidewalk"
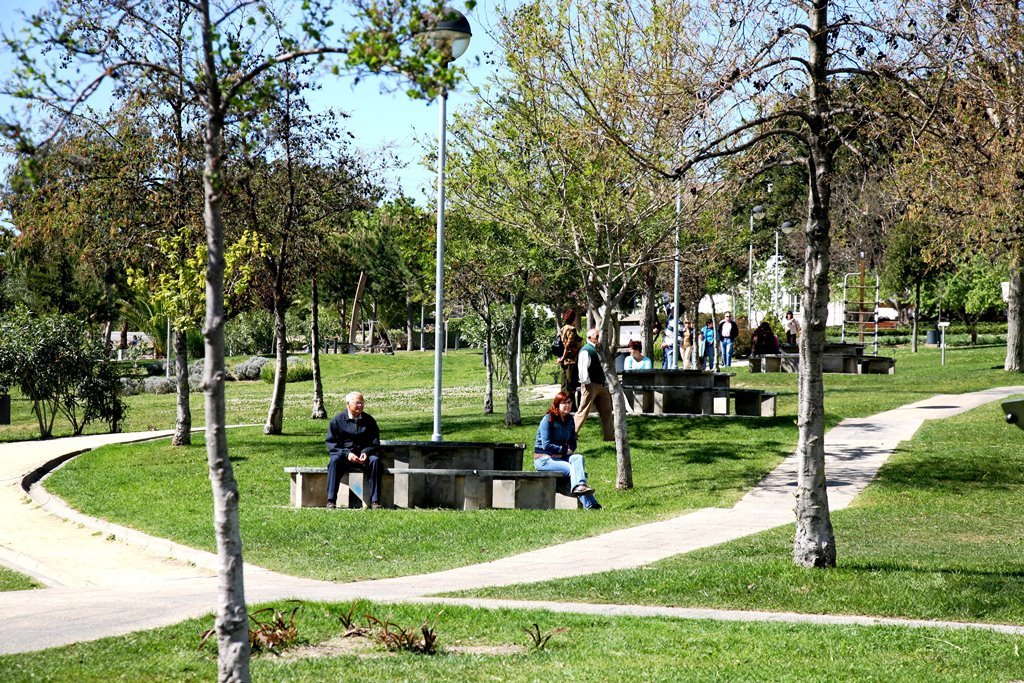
[534,391,601,509]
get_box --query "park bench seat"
[622,383,776,418]
[284,466,579,510]
[729,388,778,417]
[859,356,896,374]
[748,354,798,373]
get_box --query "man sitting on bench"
[325,391,383,509]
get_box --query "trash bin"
[0,394,10,425]
[925,329,938,345]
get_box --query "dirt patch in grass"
[273,636,526,660]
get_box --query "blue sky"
[0,1,500,204]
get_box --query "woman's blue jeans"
[534,454,599,508]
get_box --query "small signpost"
[938,321,950,366]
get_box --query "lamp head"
[751,205,766,220]
[780,220,796,234]
[421,7,472,62]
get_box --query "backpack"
[551,335,565,359]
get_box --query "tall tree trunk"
[406,296,416,352]
[264,264,288,435]
[172,328,191,446]
[505,291,524,426]
[912,278,920,353]
[792,0,837,570]
[310,274,327,419]
[483,302,494,414]
[641,267,657,358]
[200,57,250,680]
[348,270,367,351]
[119,318,129,351]
[1005,253,1023,372]
[103,320,113,352]
[600,310,633,490]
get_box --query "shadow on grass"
[878,451,1023,491]
[627,416,794,441]
[843,560,1024,579]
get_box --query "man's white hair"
[345,391,364,405]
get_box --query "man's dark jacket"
[325,411,381,460]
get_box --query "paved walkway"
[1,386,1022,655]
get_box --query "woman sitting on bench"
[751,321,782,356]
[533,392,601,510]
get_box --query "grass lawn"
[0,566,40,592]
[1,600,1021,682]
[459,398,1024,625]
[33,345,1024,586]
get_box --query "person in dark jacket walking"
[325,391,383,509]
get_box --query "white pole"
[671,184,681,369]
[774,229,780,317]
[432,90,448,442]
[747,216,754,322]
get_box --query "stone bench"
[729,388,777,417]
[748,354,798,373]
[284,466,389,509]
[750,352,860,374]
[621,384,723,416]
[284,467,580,510]
[859,356,896,374]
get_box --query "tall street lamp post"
[774,220,796,315]
[670,183,681,369]
[747,205,765,322]
[422,7,472,442]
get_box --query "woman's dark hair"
[629,340,642,352]
[548,391,571,422]
[562,309,576,324]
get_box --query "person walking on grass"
[574,327,615,441]
[557,309,584,411]
[700,319,716,370]
[784,310,802,345]
[534,392,602,509]
[717,311,738,367]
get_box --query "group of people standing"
[660,310,802,370]
[659,311,740,370]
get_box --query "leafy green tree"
[1,0,471,676]
[897,1,1024,371]
[932,253,1006,344]
[0,308,126,437]
[881,221,939,352]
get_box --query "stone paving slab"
[0,386,1021,655]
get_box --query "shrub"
[143,376,176,394]
[224,309,275,355]
[0,308,128,437]
[261,358,314,383]
[233,356,271,381]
